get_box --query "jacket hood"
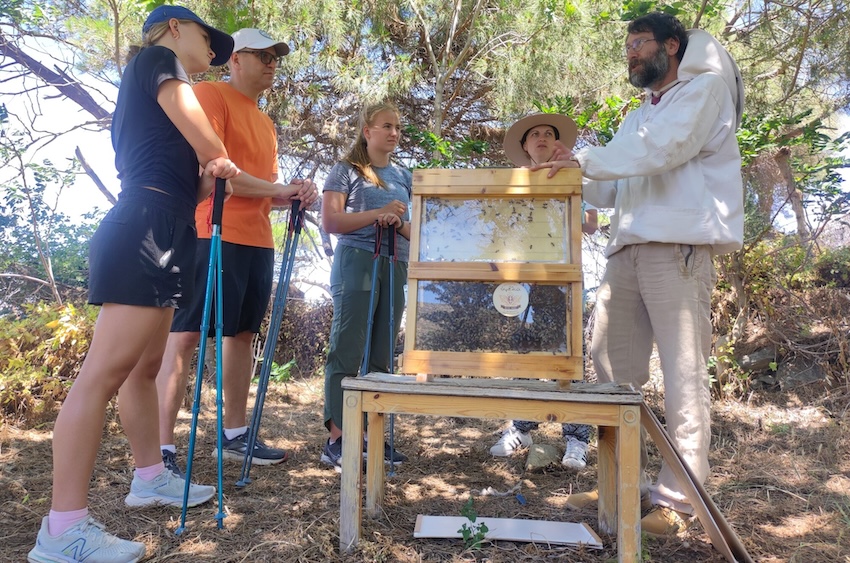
[677,29,744,128]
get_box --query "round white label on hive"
[492,283,529,317]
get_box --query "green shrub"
[743,235,812,295]
[812,246,850,287]
[0,302,97,423]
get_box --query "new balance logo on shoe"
[61,538,97,560]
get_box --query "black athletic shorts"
[171,239,274,336]
[88,192,197,308]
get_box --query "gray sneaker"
[320,437,342,473]
[214,432,288,465]
[28,515,145,563]
[161,449,184,478]
[125,467,215,508]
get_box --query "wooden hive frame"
[401,167,585,383]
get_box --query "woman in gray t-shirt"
[319,101,412,471]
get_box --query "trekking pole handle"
[212,178,226,226]
[388,222,396,259]
[289,199,302,229]
[372,221,382,256]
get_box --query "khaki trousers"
[591,242,715,513]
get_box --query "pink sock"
[134,461,165,482]
[48,508,88,536]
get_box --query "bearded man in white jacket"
[537,12,744,536]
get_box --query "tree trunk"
[775,147,810,242]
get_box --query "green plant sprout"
[458,496,489,550]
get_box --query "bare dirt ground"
[2,372,849,562]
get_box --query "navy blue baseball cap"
[143,5,234,66]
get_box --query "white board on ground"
[413,514,603,549]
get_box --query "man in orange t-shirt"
[154,28,319,475]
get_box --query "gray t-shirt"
[323,161,412,261]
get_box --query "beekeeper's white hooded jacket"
[577,29,745,257]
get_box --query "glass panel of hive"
[418,197,568,263]
[414,281,571,354]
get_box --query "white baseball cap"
[232,28,290,56]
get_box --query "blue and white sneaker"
[124,467,215,508]
[28,515,145,563]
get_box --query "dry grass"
[1,372,849,562]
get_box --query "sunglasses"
[239,49,282,66]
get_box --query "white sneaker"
[28,515,145,563]
[489,426,533,456]
[125,467,215,508]
[561,437,588,469]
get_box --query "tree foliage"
[0,130,101,309]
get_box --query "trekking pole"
[359,223,383,378]
[177,177,227,534]
[358,222,384,472]
[386,223,398,476]
[236,200,304,487]
[360,223,402,475]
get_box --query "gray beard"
[629,47,670,89]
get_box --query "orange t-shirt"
[193,81,278,248]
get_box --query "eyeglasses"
[239,49,282,66]
[623,38,657,56]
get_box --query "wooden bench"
[338,169,643,562]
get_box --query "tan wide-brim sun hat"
[503,113,578,167]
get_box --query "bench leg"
[598,424,617,535]
[340,390,364,554]
[618,405,641,563]
[365,411,385,516]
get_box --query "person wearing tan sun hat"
[503,113,578,168]
[154,27,319,478]
[504,113,597,234]
[489,114,597,467]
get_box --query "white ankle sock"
[224,426,248,440]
